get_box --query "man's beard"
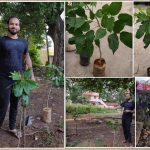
[8,28,19,35]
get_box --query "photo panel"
[0,2,64,148]
[66,78,135,147]
[65,1,133,77]
[134,2,150,77]
[136,77,150,147]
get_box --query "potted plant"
[66,2,132,76]
[135,6,150,76]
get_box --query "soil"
[94,58,106,66]
[66,113,135,147]
[0,66,64,148]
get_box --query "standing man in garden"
[0,16,35,138]
[115,92,135,146]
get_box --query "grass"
[66,103,117,114]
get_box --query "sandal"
[9,129,22,139]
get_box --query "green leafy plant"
[135,7,150,48]
[10,69,38,107]
[66,2,132,62]
[45,64,64,87]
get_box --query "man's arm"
[24,53,35,81]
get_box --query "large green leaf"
[80,22,90,31]
[118,13,132,26]
[109,2,122,16]
[85,30,95,43]
[143,34,150,49]
[95,9,103,18]
[106,17,115,32]
[75,18,86,29]
[10,71,22,81]
[85,42,94,58]
[26,80,38,90]
[22,95,29,107]
[68,37,76,45]
[101,15,114,32]
[136,22,148,39]
[113,20,125,33]
[95,39,100,48]
[120,31,132,48]
[108,33,119,54]
[75,6,86,17]
[95,28,107,40]
[101,15,108,28]
[75,35,85,46]
[102,4,110,15]
[23,69,32,79]
[90,10,95,20]
[13,82,23,97]
[67,17,86,29]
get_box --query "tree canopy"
[66,78,135,103]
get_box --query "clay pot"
[80,55,90,66]
[42,107,51,123]
[93,58,106,77]
[147,67,150,76]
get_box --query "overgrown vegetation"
[66,103,117,114]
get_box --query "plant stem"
[23,107,26,147]
[86,4,102,60]
[47,83,52,108]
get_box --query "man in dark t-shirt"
[0,16,35,138]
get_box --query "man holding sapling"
[115,92,135,146]
[0,16,35,138]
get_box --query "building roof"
[83,91,99,97]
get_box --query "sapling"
[10,68,38,147]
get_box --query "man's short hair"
[7,16,20,25]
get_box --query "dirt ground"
[66,2,132,77]
[134,5,150,76]
[0,66,64,148]
[66,113,135,147]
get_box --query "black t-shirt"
[0,36,28,76]
[121,100,135,118]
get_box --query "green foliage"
[10,69,38,107]
[66,78,135,98]
[106,120,119,130]
[135,7,150,48]
[66,2,132,59]
[45,64,64,87]
[66,103,117,114]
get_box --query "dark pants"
[0,75,19,130]
[122,115,132,143]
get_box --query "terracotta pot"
[93,58,106,77]
[80,55,90,66]
[42,107,51,123]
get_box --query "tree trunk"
[47,16,64,70]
